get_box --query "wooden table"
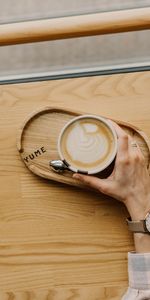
[0,70,150,299]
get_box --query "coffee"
[58,115,117,174]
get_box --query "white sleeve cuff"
[128,252,150,290]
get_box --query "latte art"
[59,117,116,173]
[66,123,110,164]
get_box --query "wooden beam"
[0,7,150,46]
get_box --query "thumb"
[73,173,111,195]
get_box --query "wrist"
[125,196,150,253]
[125,196,150,221]
[126,206,147,221]
[134,233,150,253]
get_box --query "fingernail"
[73,173,80,180]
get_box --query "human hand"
[73,121,150,221]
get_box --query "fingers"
[108,120,129,158]
[128,139,145,163]
[73,173,110,194]
[109,120,144,161]
[108,120,126,137]
[125,129,144,160]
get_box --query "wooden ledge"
[0,7,150,46]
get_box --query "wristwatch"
[126,211,150,234]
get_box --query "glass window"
[0,30,149,81]
[0,0,150,81]
[1,0,150,23]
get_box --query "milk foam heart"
[59,116,117,174]
[66,123,109,164]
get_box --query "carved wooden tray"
[17,107,150,188]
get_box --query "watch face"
[145,212,150,232]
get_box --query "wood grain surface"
[0,70,150,299]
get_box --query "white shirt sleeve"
[122,252,150,300]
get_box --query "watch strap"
[126,217,147,233]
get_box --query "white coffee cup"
[58,115,118,175]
